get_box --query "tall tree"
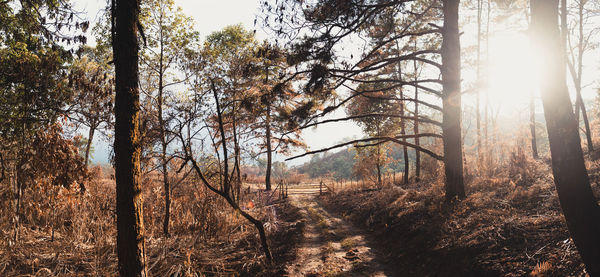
[412,40,423,181]
[248,43,304,191]
[112,0,147,275]
[441,0,465,201]
[476,0,483,165]
[139,0,198,237]
[530,0,600,274]
[347,83,401,186]
[199,25,257,198]
[176,29,275,259]
[565,0,596,153]
[0,0,87,242]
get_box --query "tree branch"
[286,134,443,161]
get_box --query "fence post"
[320,181,323,195]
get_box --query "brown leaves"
[26,123,88,189]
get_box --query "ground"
[284,184,395,276]
[273,154,597,276]
[1,155,597,276]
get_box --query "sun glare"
[485,32,539,116]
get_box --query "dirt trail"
[284,184,395,277]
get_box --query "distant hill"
[293,143,416,180]
[294,148,356,180]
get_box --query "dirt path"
[284,184,395,277]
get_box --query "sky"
[76,0,363,165]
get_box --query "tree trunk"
[568,0,594,153]
[265,103,272,191]
[84,123,96,167]
[232,108,242,203]
[529,93,539,159]
[401,95,409,184]
[484,0,491,173]
[476,0,482,167]
[578,97,594,152]
[414,84,421,181]
[14,161,23,243]
[157,6,171,238]
[413,40,421,182]
[441,0,466,201]
[531,0,600,274]
[160,118,170,238]
[225,196,272,262]
[575,0,593,152]
[393,32,409,184]
[376,145,382,187]
[113,0,147,275]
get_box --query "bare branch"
[286,134,443,161]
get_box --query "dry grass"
[321,148,594,276]
[0,166,302,276]
[340,237,356,251]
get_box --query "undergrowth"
[0,166,303,276]
[321,148,597,276]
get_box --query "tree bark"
[376,145,382,186]
[157,5,171,237]
[231,108,242,203]
[578,96,594,152]
[265,103,272,191]
[393,31,409,184]
[441,0,466,201]
[476,0,482,166]
[414,83,421,181]
[529,93,539,159]
[413,40,421,182]
[531,0,600,274]
[84,122,96,167]
[401,93,409,184]
[113,0,147,275]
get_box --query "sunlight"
[485,31,539,116]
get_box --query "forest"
[1,0,600,276]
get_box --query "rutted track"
[284,184,395,277]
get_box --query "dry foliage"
[0,163,303,276]
[321,146,595,276]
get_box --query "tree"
[112,0,147,275]
[529,90,539,159]
[173,78,274,264]
[175,25,275,262]
[0,0,87,243]
[564,0,597,153]
[530,0,600,274]
[139,0,198,236]
[441,0,466,201]
[346,83,401,186]
[246,43,304,191]
[353,142,391,187]
[198,25,258,199]
[68,47,114,167]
